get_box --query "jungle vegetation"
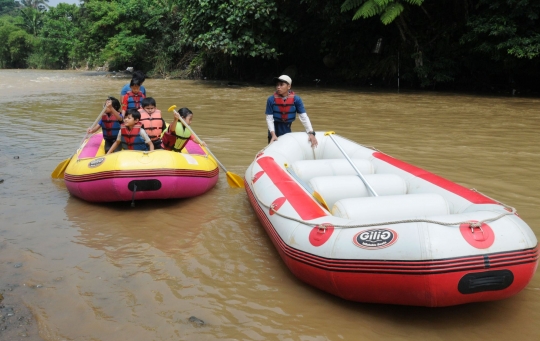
[1,0,539,92]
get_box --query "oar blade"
[51,158,70,179]
[313,191,330,211]
[226,172,244,188]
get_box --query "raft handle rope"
[131,184,137,208]
[251,146,517,230]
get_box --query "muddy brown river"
[0,70,539,340]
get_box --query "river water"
[0,70,539,340]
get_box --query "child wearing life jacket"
[86,97,123,153]
[138,97,166,150]
[121,70,146,97]
[161,107,205,152]
[107,109,154,154]
[121,78,146,115]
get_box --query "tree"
[178,0,294,59]
[0,0,20,16]
[461,0,540,60]
[341,0,424,25]
[28,3,80,68]
[0,16,34,68]
[17,6,43,36]
[18,0,49,11]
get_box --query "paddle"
[324,131,378,197]
[51,106,108,179]
[168,105,244,188]
[285,164,330,211]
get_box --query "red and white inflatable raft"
[244,132,538,307]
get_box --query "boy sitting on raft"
[87,97,122,153]
[162,107,205,152]
[107,109,154,154]
[139,97,166,150]
[121,78,145,115]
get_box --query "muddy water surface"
[0,70,539,340]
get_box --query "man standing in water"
[266,75,318,147]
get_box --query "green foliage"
[101,31,149,69]
[461,0,540,60]
[75,0,154,69]
[178,0,293,59]
[28,4,80,69]
[0,0,19,16]
[379,3,403,25]
[0,0,538,91]
[342,0,423,25]
[0,16,34,68]
[17,6,43,35]
[19,0,49,11]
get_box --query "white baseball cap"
[273,75,292,85]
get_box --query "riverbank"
[0,240,42,341]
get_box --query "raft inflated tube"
[332,193,449,221]
[309,174,407,208]
[291,159,374,182]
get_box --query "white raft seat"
[332,193,449,222]
[291,159,374,182]
[309,175,407,209]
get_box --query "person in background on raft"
[266,75,318,147]
[121,78,146,115]
[121,70,147,97]
[107,109,154,153]
[139,97,166,150]
[162,108,205,152]
[86,97,123,153]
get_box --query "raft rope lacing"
[251,144,517,231]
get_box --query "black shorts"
[152,139,163,150]
[104,139,117,153]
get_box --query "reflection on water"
[0,69,539,340]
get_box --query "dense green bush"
[0,0,539,91]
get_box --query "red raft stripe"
[246,183,538,274]
[65,168,219,182]
[373,152,496,204]
[257,156,327,220]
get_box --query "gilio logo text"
[353,229,398,249]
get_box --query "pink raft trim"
[66,175,218,202]
[67,135,218,202]
[78,134,103,159]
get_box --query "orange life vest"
[138,108,163,141]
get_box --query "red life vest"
[120,124,147,150]
[125,91,145,109]
[161,123,191,152]
[138,109,163,141]
[273,91,296,122]
[101,113,122,139]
